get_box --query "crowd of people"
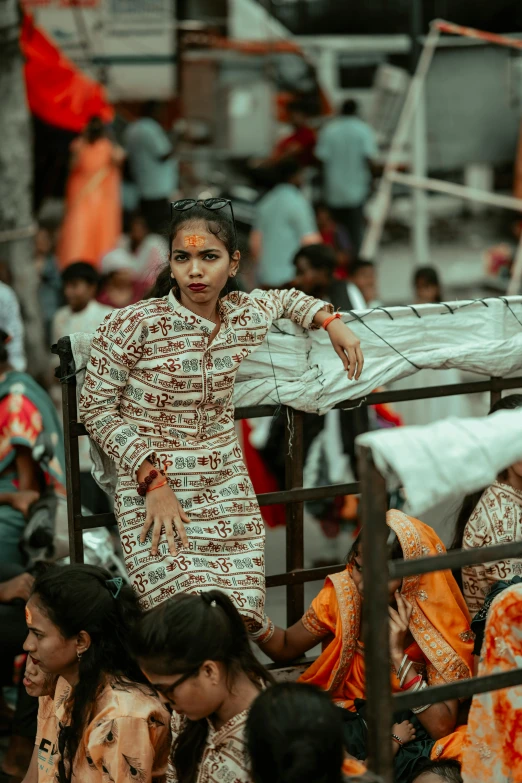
[1,100,521,783]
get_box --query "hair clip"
[210,600,217,607]
[106,577,123,599]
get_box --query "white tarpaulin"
[233,297,522,413]
[356,408,522,517]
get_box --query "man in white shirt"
[250,159,322,288]
[124,102,177,234]
[316,99,378,254]
[0,281,26,371]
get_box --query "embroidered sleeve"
[302,582,337,639]
[79,309,153,479]
[249,288,333,330]
[87,715,170,783]
[302,605,331,639]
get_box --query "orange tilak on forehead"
[25,605,32,625]
[183,235,206,248]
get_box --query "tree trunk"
[0,0,49,380]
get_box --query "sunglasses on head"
[170,198,237,248]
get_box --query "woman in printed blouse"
[79,199,363,625]
[254,511,475,783]
[132,588,273,783]
[0,329,66,565]
[21,564,170,783]
[451,394,522,618]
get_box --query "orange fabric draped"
[58,138,121,270]
[461,583,522,782]
[299,510,474,758]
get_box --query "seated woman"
[21,564,171,783]
[461,581,522,783]
[131,589,273,783]
[452,394,522,617]
[255,511,474,783]
[246,681,412,783]
[0,329,66,565]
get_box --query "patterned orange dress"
[79,287,330,624]
[461,582,522,782]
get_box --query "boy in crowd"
[350,260,379,308]
[52,262,112,345]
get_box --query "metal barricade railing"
[54,336,522,629]
[359,446,522,782]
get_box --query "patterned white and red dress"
[79,287,330,623]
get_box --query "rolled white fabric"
[356,408,522,516]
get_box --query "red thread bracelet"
[147,480,168,493]
[322,312,341,330]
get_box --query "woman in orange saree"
[256,511,475,782]
[461,581,522,783]
[58,116,124,270]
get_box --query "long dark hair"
[84,115,105,144]
[347,528,403,564]
[451,393,522,550]
[31,565,145,783]
[246,683,344,783]
[148,203,238,299]
[131,589,273,783]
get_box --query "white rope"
[0,223,37,243]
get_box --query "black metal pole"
[285,409,305,626]
[409,0,423,74]
[358,445,394,783]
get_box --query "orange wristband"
[147,480,168,493]
[322,312,341,330]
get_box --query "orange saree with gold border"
[299,511,474,761]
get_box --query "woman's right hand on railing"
[140,482,190,557]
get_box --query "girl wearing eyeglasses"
[132,589,273,783]
[79,199,364,627]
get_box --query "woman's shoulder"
[94,678,170,724]
[491,480,522,507]
[99,297,171,333]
